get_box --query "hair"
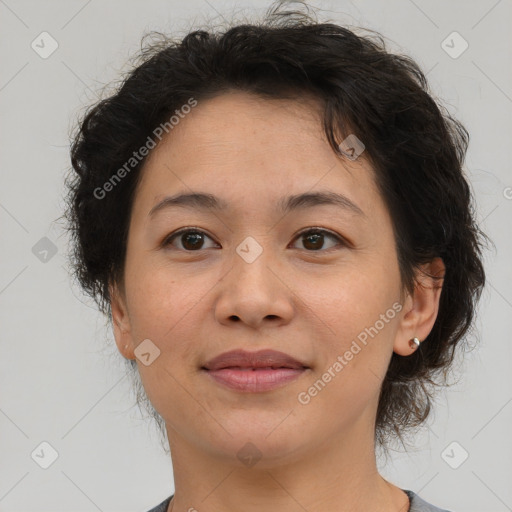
[63,0,489,453]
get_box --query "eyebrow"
[148,190,365,218]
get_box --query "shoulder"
[144,494,173,512]
[403,489,453,512]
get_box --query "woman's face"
[111,91,439,466]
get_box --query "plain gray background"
[1,0,511,511]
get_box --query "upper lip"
[202,349,308,371]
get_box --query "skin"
[110,91,445,512]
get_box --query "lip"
[202,349,309,393]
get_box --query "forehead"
[132,91,382,221]
[157,91,328,160]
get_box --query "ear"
[109,281,135,360]
[393,257,445,356]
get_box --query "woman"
[64,1,487,511]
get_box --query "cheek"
[298,287,399,427]
[303,262,400,386]
[123,259,205,340]
[123,261,213,394]
[304,262,399,335]
[125,268,205,425]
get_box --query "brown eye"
[291,229,344,251]
[163,227,345,253]
[163,229,218,251]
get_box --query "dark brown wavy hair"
[63,0,489,452]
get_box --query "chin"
[199,414,314,468]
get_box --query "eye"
[162,228,219,251]
[290,228,345,251]
[162,227,346,252]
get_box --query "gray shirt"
[145,489,452,511]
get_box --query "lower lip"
[204,368,307,392]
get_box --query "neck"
[165,411,409,512]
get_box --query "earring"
[409,337,421,350]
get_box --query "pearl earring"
[409,337,421,350]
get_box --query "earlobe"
[393,257,445,356]
[109,282,135,360]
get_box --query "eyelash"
[162,227,347,252]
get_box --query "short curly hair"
[64,0,488,451]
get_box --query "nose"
[214,250,294,330]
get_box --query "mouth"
[201,349,309,393]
